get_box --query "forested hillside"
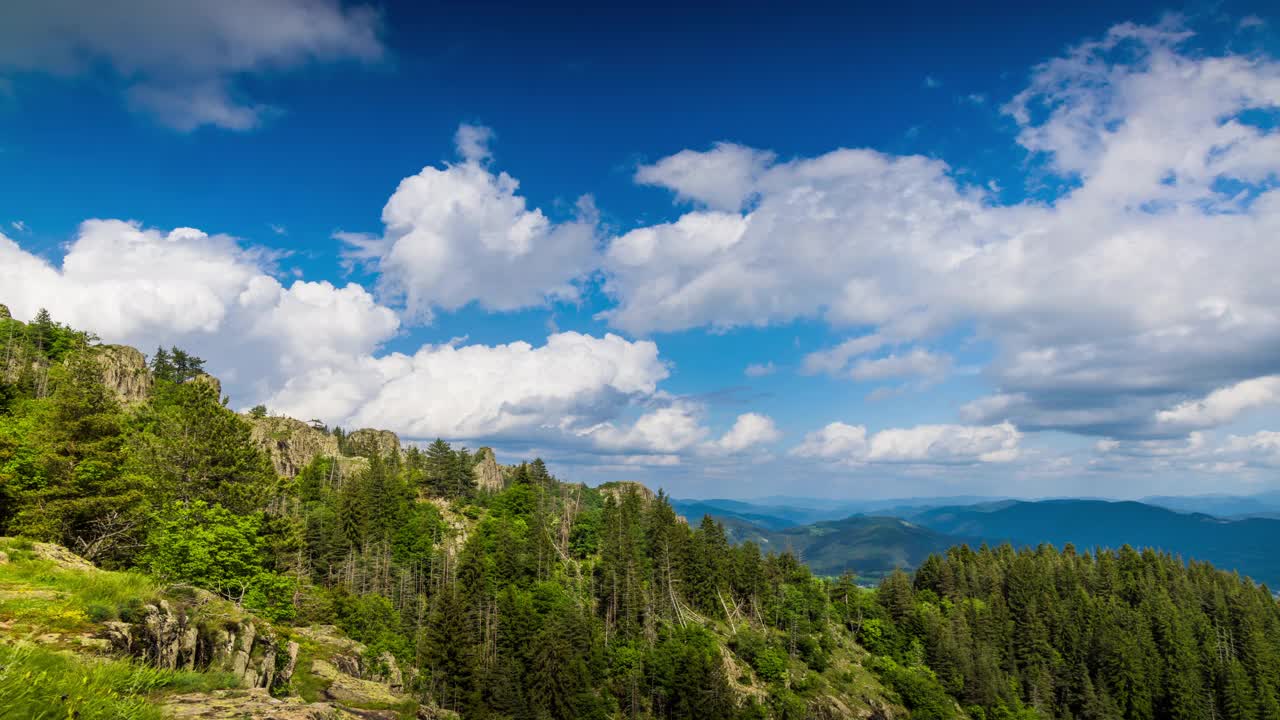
[2,304,1279,720]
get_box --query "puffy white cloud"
[1155,376,1280,430]
[0,220,401,406]
[705,413,782,453]
[635,142,775,212]
[1,220,781,474]
[267,332,669,443]
[1,220,264,338]
[792,421,1021,465]
[343,125,599,322]
[579,402,708,454]
[0,0,383,130]
[602,19,1280,438]
[238,278,401,371]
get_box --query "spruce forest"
[2,306,1279,720]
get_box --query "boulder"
[312,659,405,706]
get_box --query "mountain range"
[672,495,1280,586]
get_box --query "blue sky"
[3,0,1280,499]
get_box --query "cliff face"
[246,415,340,478]
[91,344,153,405]
[473,447,505,493]
[345,428,401,459]
[597,480,657,505]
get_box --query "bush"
[753,646,789,683]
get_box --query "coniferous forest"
[2,307,1279,719]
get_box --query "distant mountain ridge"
[674,495,1280,587]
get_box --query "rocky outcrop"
[163,688,344,719]
[91,344,153,405]
[312,659,405,706]
[293,626,411,709]
[188,372,222,398]
[247,416,341,478]
[100,599,298,691]
[597,481,656,505]
[345,428,401,459]
[31,540,100,572]
[472,447,505,493]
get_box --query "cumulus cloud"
[792,421,1021,465]
[0,221,737,469]
[277,332,669,441]
[579,402,708,454]
[705,413,782,453]
[342,124,599,322]
[602,19,1280,439]
[635,142,775,212]
[0,221,399,402]
[0,0,384,131]
[1155,376,1280,430]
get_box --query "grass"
[0,549,162,635]
[0,642,238,720]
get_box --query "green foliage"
[148,345,205,384]
[139,500,294,620]
[127,379,275,513]
[0,641,236,720]
[881,543,1280,720]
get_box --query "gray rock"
[91,345,153,405]
[246,415,340,478]
[472,447,505,494]
[345,428,401,459]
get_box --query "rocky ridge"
[472,446,505,493]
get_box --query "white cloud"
[9,221,27,233]
[579,402,708,454]
[342,124,599,322]
[706,413,781,453]
[743,361,776,377]
[801,334,886,375]
[0,220,400,404]
[1155,376,1280,429]
[792,421,1021,465]
[259,331,671,449]
[454,123,495,164]
[635,142,775,212]
[1,220,265,339]
[849,349,952,383]
[600,19,1280,438]
[0,0,384,131]
[0,217,784,473]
